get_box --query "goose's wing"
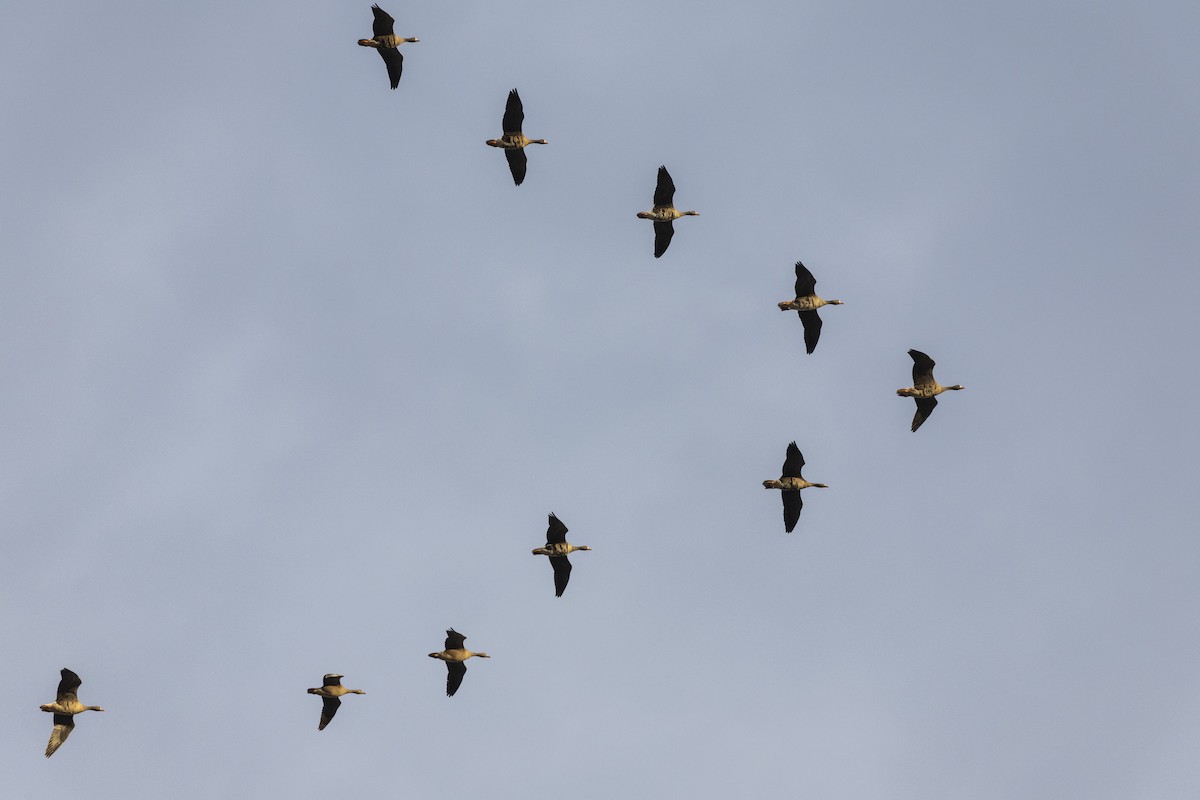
[909,349,936,387]
[505,148,527,186]
[798,310,822,354]
[322,674,343,688]
[546,513,568,544]
[445,661,467,697]
[45,715,74,758]
[911,397,937,432]
[502,89,524,134]
[377,47,403,89]
[653,165,676,207]
[793,261,817,297]
[652,220,674,258]
[781,441,805,478]
[444,629,466,650]
[56,668,82,703]
[782,491,803,533]
[370,4,396,37]
[550,555,572,597]
[318,696,341,731]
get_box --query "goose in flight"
[358,4,419,89]
[762,441,828,533]
[532,513,592,597]
[307,673,365,731]
[636,166,698,257]
[428,629,490,697]
[485,89,548,186]
[778,261,844,353]
[896,349,965,431]
[39,668,105,758]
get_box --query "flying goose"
[485,89,548,186]
[897,349,965,431]
[428,629,490,697]
[306,673,365,731]
[39,668,104,758]
[357,4,419,89]
[636,166,698,257]
[762,441,828,533]
[532,513,592,597]
[778,261,844,353]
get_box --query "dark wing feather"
[911,397,937,432]
[798,310,822,354]
[782,491,803,533]
[505,148,527,186]
[318,696,341,730]
[444,629,466,650]
[371,4,396,37]
[45,715,74,758]
[377,47,404,89]
[57,668,82,702]
[909,349,936,385]
[781,441,805,478]
[652,220,674,258]
[546,513,568,544]
[445,662,467,697]
[653,165,676,207]
[793,261,817,296]
[322,674,342,687]
[550,556,572,597]
[502,89,524,134]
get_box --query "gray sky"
[2,1,1199,797]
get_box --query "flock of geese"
[37,3,968,758]
[39,509,589,753]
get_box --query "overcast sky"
[2,1,1199,798]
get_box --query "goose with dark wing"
[39,668,105,758]
[306,673,365,731]
[762,442,828,533]
[531,513,592,597]
[897,349,965,431]
[357,4,419,89]
[485,89,548,186]
[636,166,698,257]
[778,261,844,353]
[428,629,490,697]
